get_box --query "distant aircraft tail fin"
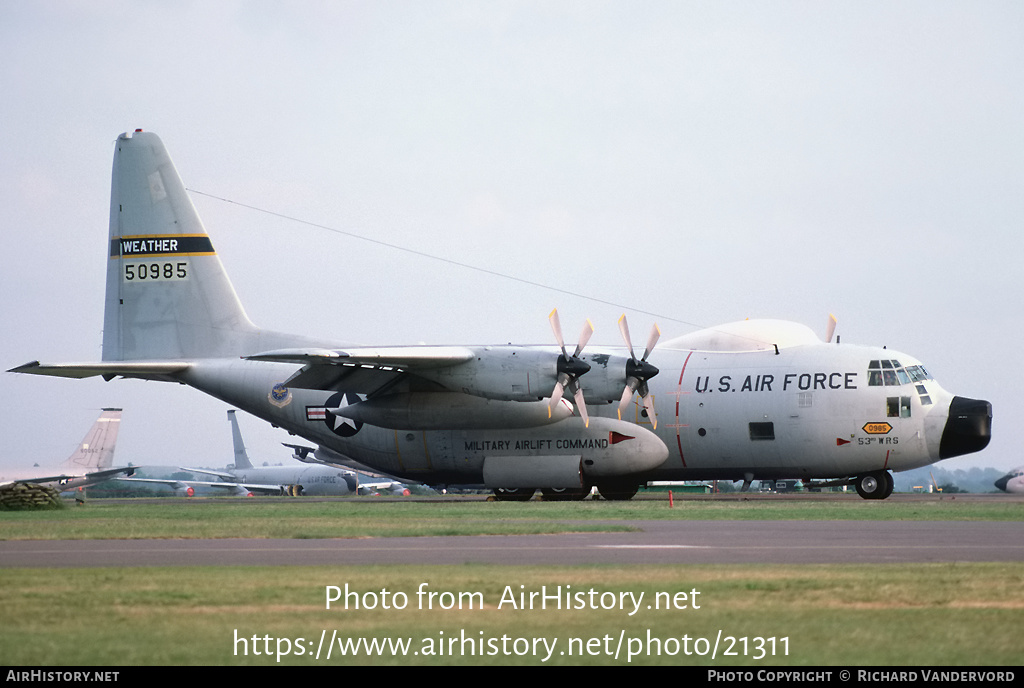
[227,410,254,469]
[61,408,122,470]
[102,130,261,361]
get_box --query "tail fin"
[60,408,122,470]
[227,410,253,469]
[102,130,260,361]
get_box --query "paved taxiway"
[3,520,1021,567]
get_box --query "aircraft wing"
[178,467,235,481]
[245,346,476,393]
[121,477,284,496]
[9,466,136,489]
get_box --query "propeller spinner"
[547,309,594,427]
[617,314,661,429]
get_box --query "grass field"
[0,563,1020,666]
[2,494,1020,540]
[1,495,1021,666]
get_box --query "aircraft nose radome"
[939,396,992,459]
[994,475,1009,492]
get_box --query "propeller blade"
[549,309,567,358]
[617,380,638,419]
[547,376,566,418]
[618,314,635,360]
[642,323,661,361]
[642,393,658,430]
[574,319,595,358]
[826,313,838,344]
[572,383,589,427]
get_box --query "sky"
[2,1,1021,475]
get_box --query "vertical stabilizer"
[102,130,260,361]
[61,408,122,470]
[227,410,253,469]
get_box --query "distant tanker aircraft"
[123,410,410,496]
[0,408,133,491]
[10,131,992,500]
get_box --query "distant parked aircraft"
[0,408,134,491]
[995,467,1024,494]
[125,410,409,496]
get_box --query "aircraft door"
[392,430,437,473]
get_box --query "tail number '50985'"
[124,261,189,282]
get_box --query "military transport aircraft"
[0,408,134,491]
[9,131,993,501]
[994,467,1024,494]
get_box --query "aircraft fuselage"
[179,339,978,489]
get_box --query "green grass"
[0,495,1019,541]
[3,496,1020,666]
[0,563,1020,666]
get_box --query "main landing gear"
[854,470,894,500]
[491,483,641,501]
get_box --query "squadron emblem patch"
[268,383,292,408]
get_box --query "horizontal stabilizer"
[8,360,191,381]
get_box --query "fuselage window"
[749,422,776,440]
[887,396,912,418]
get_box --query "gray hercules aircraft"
[9,131,993,501]
[0,408,134,491]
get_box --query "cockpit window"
[868,360,933,387]
[906,365,932,382]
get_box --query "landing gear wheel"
[855,471,892,500]
[596,483,639,501]
[540,487,588,501]
[493,488,535,502]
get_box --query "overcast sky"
[2,1,1021,475]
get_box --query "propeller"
[547,309,594,427]
[826,313,838,344]
[616,314,661,429]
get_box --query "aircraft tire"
[596,483,639,501]
[855,472,890,500]
[540,487,588,501]
[493,488,535,502]
[881,471,894,499]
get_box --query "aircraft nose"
[994,475,1009,492]
[939,396,992,459]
